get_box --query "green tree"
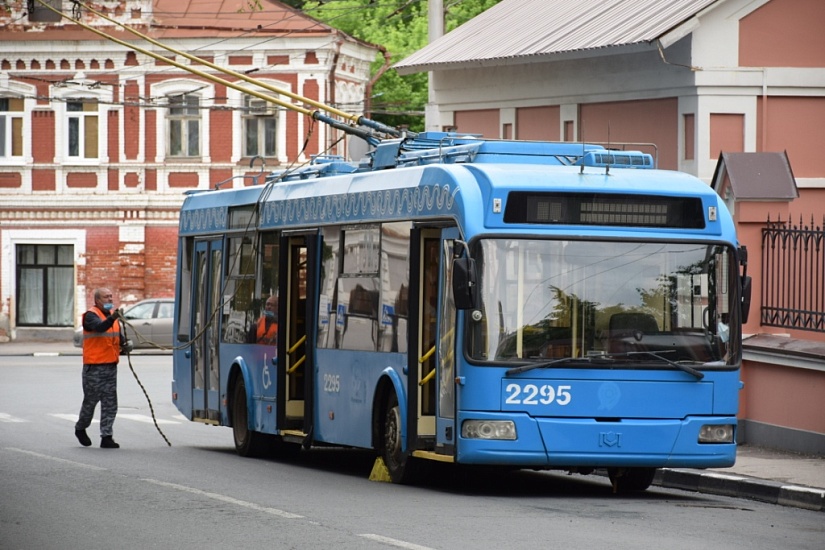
[299,0,502,131]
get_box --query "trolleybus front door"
[191,239,222,424]
[415,228,457,453]
[435,229,458,449]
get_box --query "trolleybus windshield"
[465,240,738,367]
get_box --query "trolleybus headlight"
[698,424,734,443]
[461,420,517,440]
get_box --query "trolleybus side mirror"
[738,246,751,324]
[741,275,752,324]
[452,256,478,310]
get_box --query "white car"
[73,298,174,351]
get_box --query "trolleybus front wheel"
[607,467,657,493]
[381,393,422,484]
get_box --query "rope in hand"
[118,313,172,446]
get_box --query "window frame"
[0,97,25,160]
[65,99,99,160]
[166,93,201,158]
[15,243,75,327]
[242,95,278,158]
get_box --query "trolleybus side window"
[338,225,381,351]
[221,235,256,344]
[316,222,412,352]
[317,227,340,349]
[176,237,193,343]
[380,222,411,353]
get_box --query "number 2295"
[505,383,572,406]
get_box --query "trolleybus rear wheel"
[232,376,268,457]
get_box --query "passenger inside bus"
[248,295,278,345]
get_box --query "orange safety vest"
[82,308,120,364]
[256,317,277,345]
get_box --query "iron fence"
[761,216,825,333]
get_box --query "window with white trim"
[242,95,277,158]
[167,94,200,157]
[1,97,24,159]
[66,99,99,159]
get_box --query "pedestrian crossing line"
[0,413,28,423]
[50,413,179,425]
[50,413,97,423]
[358,534,436,550]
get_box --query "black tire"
[381,393,421,484]
[607,467,657,493]
[232,377,269,457]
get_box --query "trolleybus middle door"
[280,232,317,436]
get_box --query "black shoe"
[75,429,92,447]
[100,436,120,449]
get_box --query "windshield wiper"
[624,350,704,380]
[505,356,601,376]
[505,350,704,380]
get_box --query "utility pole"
[425,0,444,131]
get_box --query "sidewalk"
[1,340,823,511]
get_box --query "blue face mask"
[264,310,276,321]
[102,303,114,312]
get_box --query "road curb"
[656,468,825,512]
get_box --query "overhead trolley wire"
[33,0,402,145]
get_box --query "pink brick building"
[0,0,378,340]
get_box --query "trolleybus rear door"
[191,238,222,423]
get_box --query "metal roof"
[394,0,721,74]
[712,152,799,201]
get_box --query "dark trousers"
[75,364,118,437]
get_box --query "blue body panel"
[455,364,739,467]
[226,344,279,434]
[313,349,406,448]
[456,412,736,468]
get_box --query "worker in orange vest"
[248,295,278,345]
[74,287,129,449]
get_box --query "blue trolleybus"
[172,132,751,492]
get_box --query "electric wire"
[118,316,172,446]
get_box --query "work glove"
[121,339,134,354]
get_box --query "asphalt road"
[1,355,823,550]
